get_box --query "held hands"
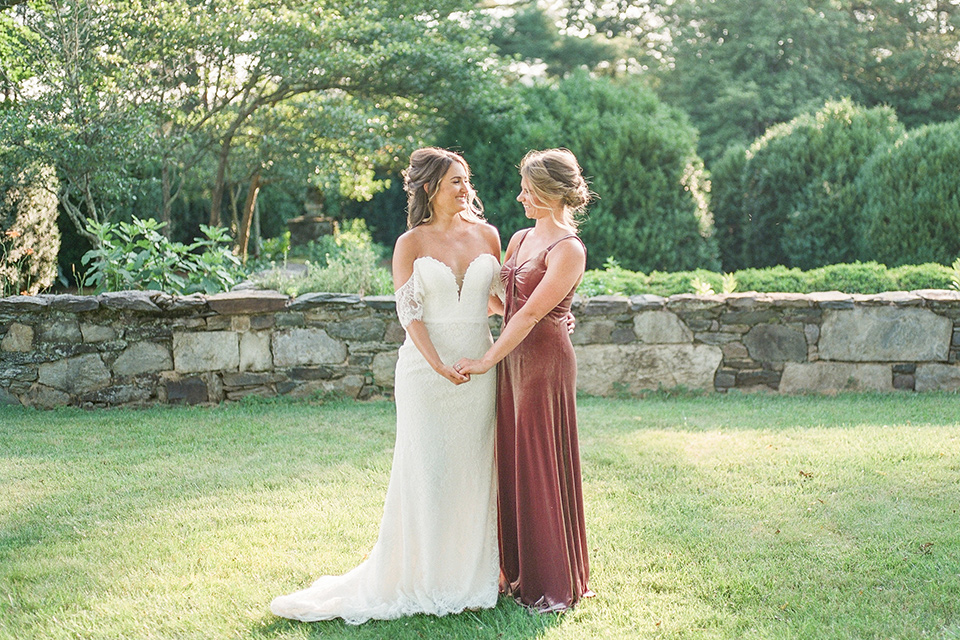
[437,362,471,385]
[454,357,493,376]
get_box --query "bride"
[270,148,503,623]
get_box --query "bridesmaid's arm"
[457,238,585,375]
[393,232,470,385]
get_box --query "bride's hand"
[455,357,492,376]
[438,363,470,385]
[565,311,576,334]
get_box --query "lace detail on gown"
[270,253,500,624]
[489,269,505,302]
[394,269,423,328]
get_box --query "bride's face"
[429,162,471,217]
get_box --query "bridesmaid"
[455,148,593,612]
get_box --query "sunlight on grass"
[1,393,959,639]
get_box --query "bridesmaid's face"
[517,177,550,220]
[430,162,471,216]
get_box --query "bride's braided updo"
[519,148,592,229]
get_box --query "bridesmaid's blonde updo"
[402,147,484,229]
[519,148,592,230]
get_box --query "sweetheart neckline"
[415,253,499,300]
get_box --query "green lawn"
[1,393,959,640]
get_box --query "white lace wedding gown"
[270,253,501,624]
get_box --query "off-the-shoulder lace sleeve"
[489,271,505,303]
[395,270,423,328]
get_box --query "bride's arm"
[393,232,470,385]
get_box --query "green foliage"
[735,100,904,269]
[580,260,957,297]
[656,0,852,165]
[654,0,959,165]
[859,118,960,267]
[889,263,956,292]
[646,270,725,297]
[709,144,749,271]
[578,257,649,297]
[253,219,392,296]
[845,0,960,131]
[446,72,718,273]
[731,266,808,294]
[2,0,505,255]
[0,163,60,296]
[480,1,628,78]
[803,262,898,295]
[80,217,244,294]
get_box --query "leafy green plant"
[253,219,392,297]
[80,217,244,294]
[951,258,960,291]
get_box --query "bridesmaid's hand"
[565,311,576,334]
[455,357,493,376]
[438,363,470,385]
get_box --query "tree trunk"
[237,170,262,265]
[161,160,173,238]
[59,185,101,250]
[208,139,231,227]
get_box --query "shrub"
[578,258,648,297]
[737,100,904,269]
[732,266,808,293]
[889,263,955,291]
[859,118,960,266]
[253,219,392,297]
[804,262,898,294]
[81,217,244,294]
[0,163,60,296]
[646,270,725,297]
[577,260,957,297]
[446,72,719,273]
[710,144,749,271]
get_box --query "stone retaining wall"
[2,289,959,408]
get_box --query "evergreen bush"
[0,163,60,296]
[804,262,897,294]
[445,72,719,273]
[890,263,955,291]
[859,118,960,266]
[578,260,957,297]
[738,100,903,269]
[710,144,748,271]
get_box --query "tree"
[655,0,852,165]
[446,72,717,273]
[1,0,502,253]
[0,159,59,295]
[843,0,960,130]
[0,0,153,248]
[735,100,904,269]
[859,118,960,267]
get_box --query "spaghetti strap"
[545,234,585,253]
[515,228,534,253]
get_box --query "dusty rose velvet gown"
[496,230,591,612]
